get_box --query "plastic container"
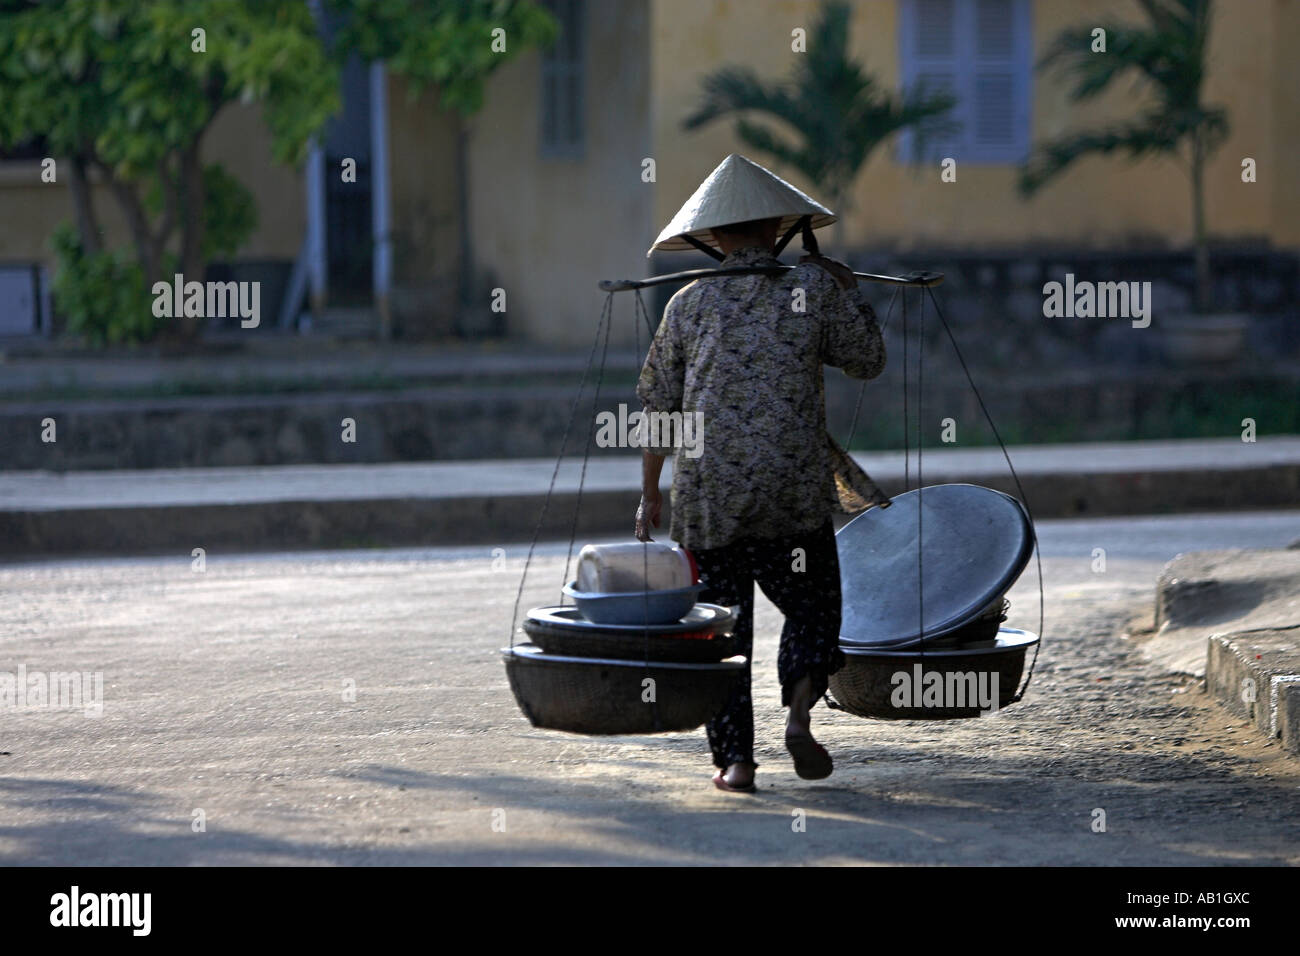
[562,581,704,626]
[575,542,697,593]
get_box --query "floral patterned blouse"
[636,245,889,550]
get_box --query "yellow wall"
[386,73,461,287]
[650,0,1299,253]
[0,161,89,263]
[383,72,463,335]
[0,101,302,269]
[204,103,304,259]
[1269,0,1300,246]
[468,0,654,347]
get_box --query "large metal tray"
[837,483,1033,649]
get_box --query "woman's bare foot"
[712,761,756,792]
[786,674,814,737]
[785,674,833,778]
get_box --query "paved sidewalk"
[1,436,1297,557]
[6,338,1295,398]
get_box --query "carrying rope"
[923,285,1045,704]
[507,293,614,648]
[506,287,665,726]
[902,290,910,492]
[822,286,903,715]
[823,277,1046,711]
[558,296,615,597]
[510,251,1045,715]
[917,287,926,661]
[843,287,900,455]
[633,290,663,732]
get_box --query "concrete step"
[1207,629,1300,756]
[3,367,1295,471]
[1152,547,1300,756]
[1,437,1298,558]
[304,307,382,339]
[0,343,646,398]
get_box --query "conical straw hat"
[648,154,836,256]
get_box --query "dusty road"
[1,510,1298,865]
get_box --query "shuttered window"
[900,0,1031,164]
[540,0,585,159]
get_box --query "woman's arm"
[633,299,685,541]
[635,449,666,541]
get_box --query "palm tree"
[1019,0,1227,312]
[683,0,954,248]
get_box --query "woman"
[634,155,888,791]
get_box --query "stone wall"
[7,366,1297,472]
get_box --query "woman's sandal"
[785,733,833,780]
[712,770,757,793]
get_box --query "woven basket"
[502,644,746,735]
[827,628,1036,720]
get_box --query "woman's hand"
[635,489,662,542]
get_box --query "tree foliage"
[329,0,556,115]
[49,222,157,346]
[683,1,954,220]
[1020,0,1226,191]
[1019,0,1227,310]
[0,0,555,343]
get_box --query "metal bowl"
[526,603,734,636]
[562,580,704,626]
[523,606,739,663]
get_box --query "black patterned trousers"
[687,518,846,770]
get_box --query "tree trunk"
[178,142,206,340]
[456,116,474,328]
[1190,131,1211,313]
[105,172,162,289]
[67,155,103,255]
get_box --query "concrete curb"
[1153,547,1300,757]
[2,437,1299,558]
[1206,630,1300,756]
[0,490,636,558]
